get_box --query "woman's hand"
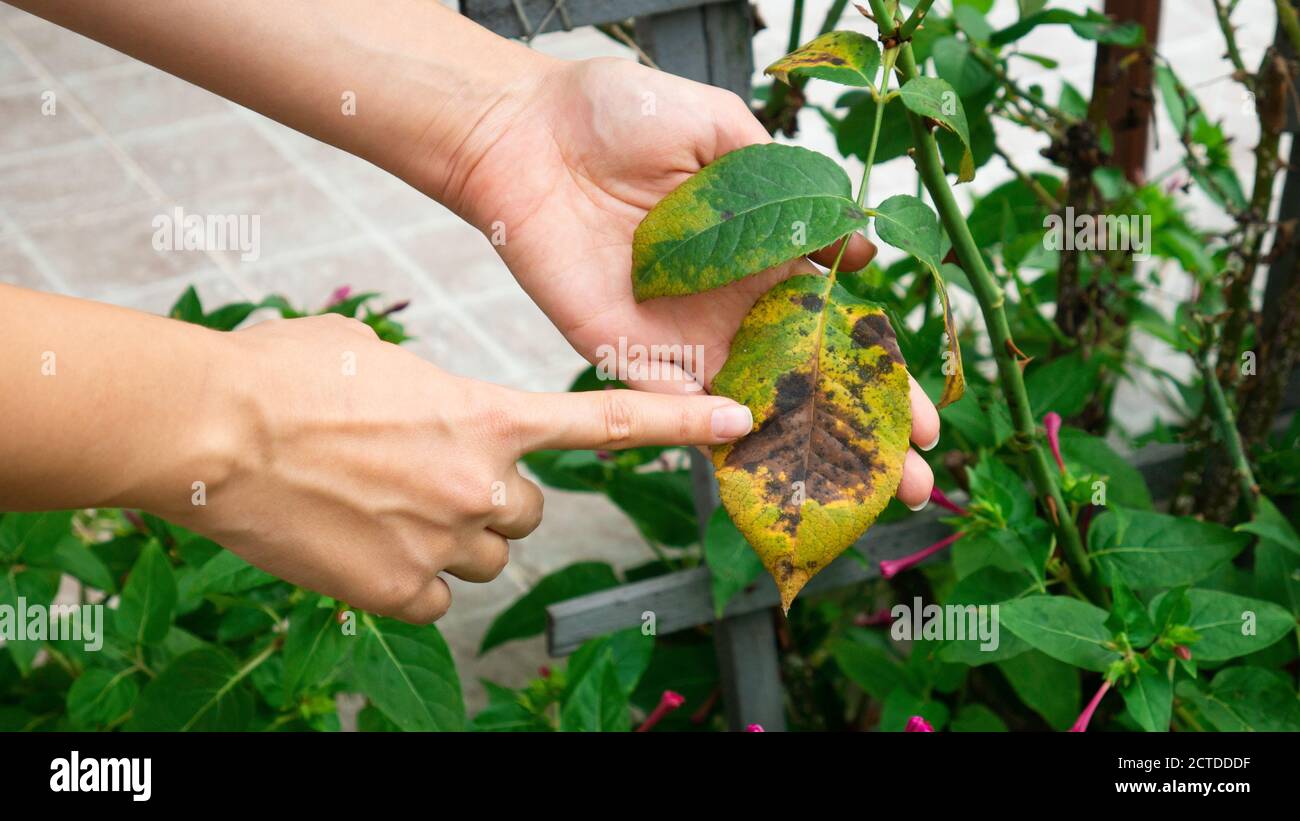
[440,57,941,507]
[151,314,755,623]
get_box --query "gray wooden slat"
[461,0,729,39]
[714,609,787,731]
[634,1,753,99]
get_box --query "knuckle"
[599,392,637,445]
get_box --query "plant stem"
[1277,0,1300,55]
[868,0,1102,604]
[788,0,806,53]
[898,0,935,41]
[826,47,895,282]
[1198,349,1260,515]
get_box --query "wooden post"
[633,1,753,99]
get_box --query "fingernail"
[919,431,940,451]
[711,404,753,439]
[905,496,930,512]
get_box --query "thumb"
[510,388,754,453]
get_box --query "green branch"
[1198,347,1260,515]
[868,0,1103,604]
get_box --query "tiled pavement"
[0,1,1281,710]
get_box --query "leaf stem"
[897,0,935,42]
[870,0,1103,605]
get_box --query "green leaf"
[1106,579,1157,647]
[283,596,351,698]
[0,510,74,563]
[931,37,995,98]
[128,647,256,731]
[0,568,59,674]
[833,634,909,701]
[1149,589,1294,661]
[560,655,630,732]
[192,549,277,595]
[479,562,619,653]
[872,196,964,407]
[898,77,974,182]
[1255,537,1300,618]
[991,9,1144,47]
[1237,496,1300,556]
[36,537,116,592]
[632,143,871,300]
[999,596,1121,672]
[1058,429,1154,511]
[937,569,1035,665]
[950,703,1007,732]
[996,650,1080,730]
[765,31,881,87]
[711,275,912,610]
[67,667,139,728]
[1120,659,1172,732]
[354,615,465,732]
[168,286,204,323]
[115,540,177,647]
[605,470,697,547]
[1089,509,1248,588]
[1177,667,1300,732]
[564,628,654,698]
[1026,353,1098,418]
[704,507,764,618]
[880,687,949,732]
[835,90,913,166]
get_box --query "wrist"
[119,325,253,526]
[396,44,566,228]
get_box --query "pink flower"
[1069,679,1112,732]
[904,715,934,732]
[325,285,352,308]
[880,532,963,579]
[746,724,765,732]
[635,691,685,732]
[1044,412,1066,474]
[930,486,968,516]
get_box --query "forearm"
[7,0,554,203]
[0,285,240,515]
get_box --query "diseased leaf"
[632,144,871,300]
[712,274,911,610]
[999,596,1121,672]
[765,31,881,88]
[873,195,965,407]
[898,77,974,182]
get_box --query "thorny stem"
[897,0,935,42]
[1213,0,1250,80]
[868,0,1103,605]
[1198,345,1261,515]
